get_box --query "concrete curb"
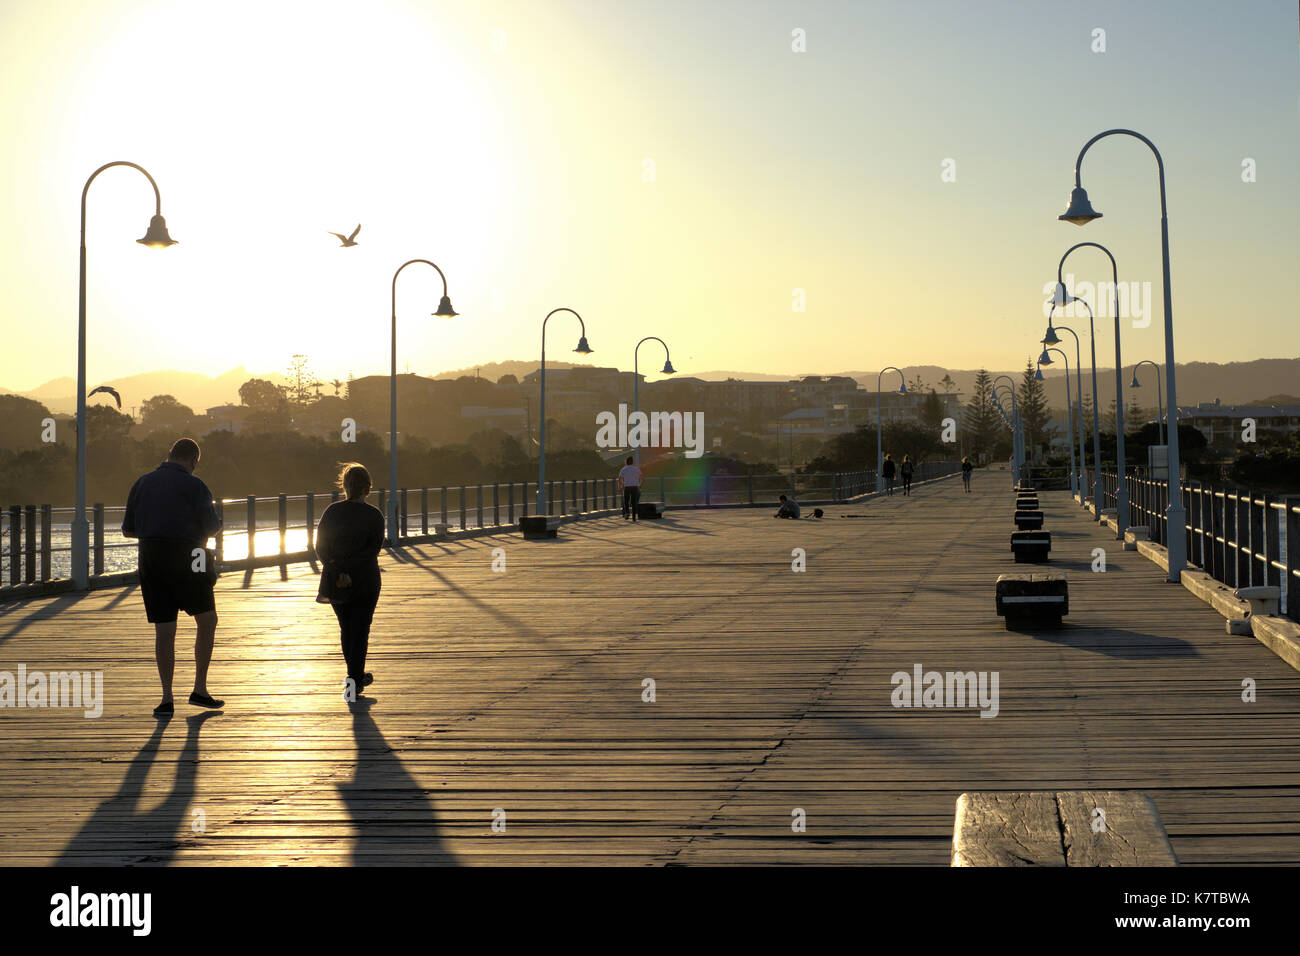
[1123,532,1300,672]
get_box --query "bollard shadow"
[1018,625,1200,659]
[339,697,457,865]
[55,710,221,865]
[635,516,713,535]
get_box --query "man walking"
[618,455,643,521]
[882,453,897,496]
[122,438,224,717]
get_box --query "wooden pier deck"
[2,470,1299,866]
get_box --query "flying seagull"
[87,385,121,408]
[328,224,361,247]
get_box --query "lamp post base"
[1165,503,1187,582]
[70,516,90,590]
[386,502,399,547]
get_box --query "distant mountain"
[7,366,288,415]
[8,356,1296,416]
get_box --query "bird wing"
[348,224,361,241]
[328,232,347,241]
[88,385,122,408]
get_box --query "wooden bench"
[519,515,562,540]
[636,501,666,519]
[951,791,1177,866]
[996,571,1067,627]
[1013,509,1044,530]
[1010,530,1051,563]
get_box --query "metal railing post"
[92,502,104,577]
[40,504,51,582]
[246,496,257,561]
[24,505,36,583]
[421,487,429,535]
[278,494,288,565]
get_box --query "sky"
[0,0,1296,392]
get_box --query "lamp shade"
[661,359,676,374]
[434,295,458,318]
[897,383,907,395]
[1047,281,1076,308]
[1059,186,1102,225]
[574,336,592,354]
[1130,375,1141,389]
[137,214,177,248]
[1041,323,1061,346]
[1034,367,1045,381]
[1038,349,1053,365]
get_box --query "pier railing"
[0,461,961,596]
[1101,471,1300,620]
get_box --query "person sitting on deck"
[775,494,801,519]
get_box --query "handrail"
[1101,470,1300,621]
[2,463,963,592]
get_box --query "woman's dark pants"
[332,593,379,682]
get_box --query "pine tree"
[963,369,999,459]
[1017,359,1054,459]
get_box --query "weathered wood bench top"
[952,791,1177,866]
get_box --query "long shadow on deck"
[339,698,457,865]
[1015,626,1200,660]
[55,711,220,866]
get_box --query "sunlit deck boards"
[2,471,1299,866]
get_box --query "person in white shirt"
[617,455,643,521]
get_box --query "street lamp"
[1035,350,1077,496]
[388,259,457,544]
[633,336,675,467]
[1052,240,1127,535]
[1048,294,1104,515]
[1040,321,1088,505]
[73,161,177,589]
[876,366,907,492]
[1062,129,1184,581]
[536,308,592,514]
[1130,360,1166,446]
[992,376,1022,487]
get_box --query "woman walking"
[316,463,385,694]
[961,456,973,493]
[901,455,915,496]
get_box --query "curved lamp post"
[1130,360,1165,446]
[1040,321,1088,505]
[1061,128,1182,579]
[74,161,177,588]
[1051,240,1127,534]
[876,366,907,492]
[389,259,457,544]
[1048,295,1104,514]
[1035,349,1077,496]
[633,336,675,467]
[537,308,592,514]
[992,376,1022,486]
[990,386,1022,487]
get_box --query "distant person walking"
[775,494,801,519]
[961,456,973,493]
[882,454,897,496]
[122,438,224,717]
[618,455,643,521]
[316,463,385,696]
[901,456,915,496]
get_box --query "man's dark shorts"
[138,538,215,624]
